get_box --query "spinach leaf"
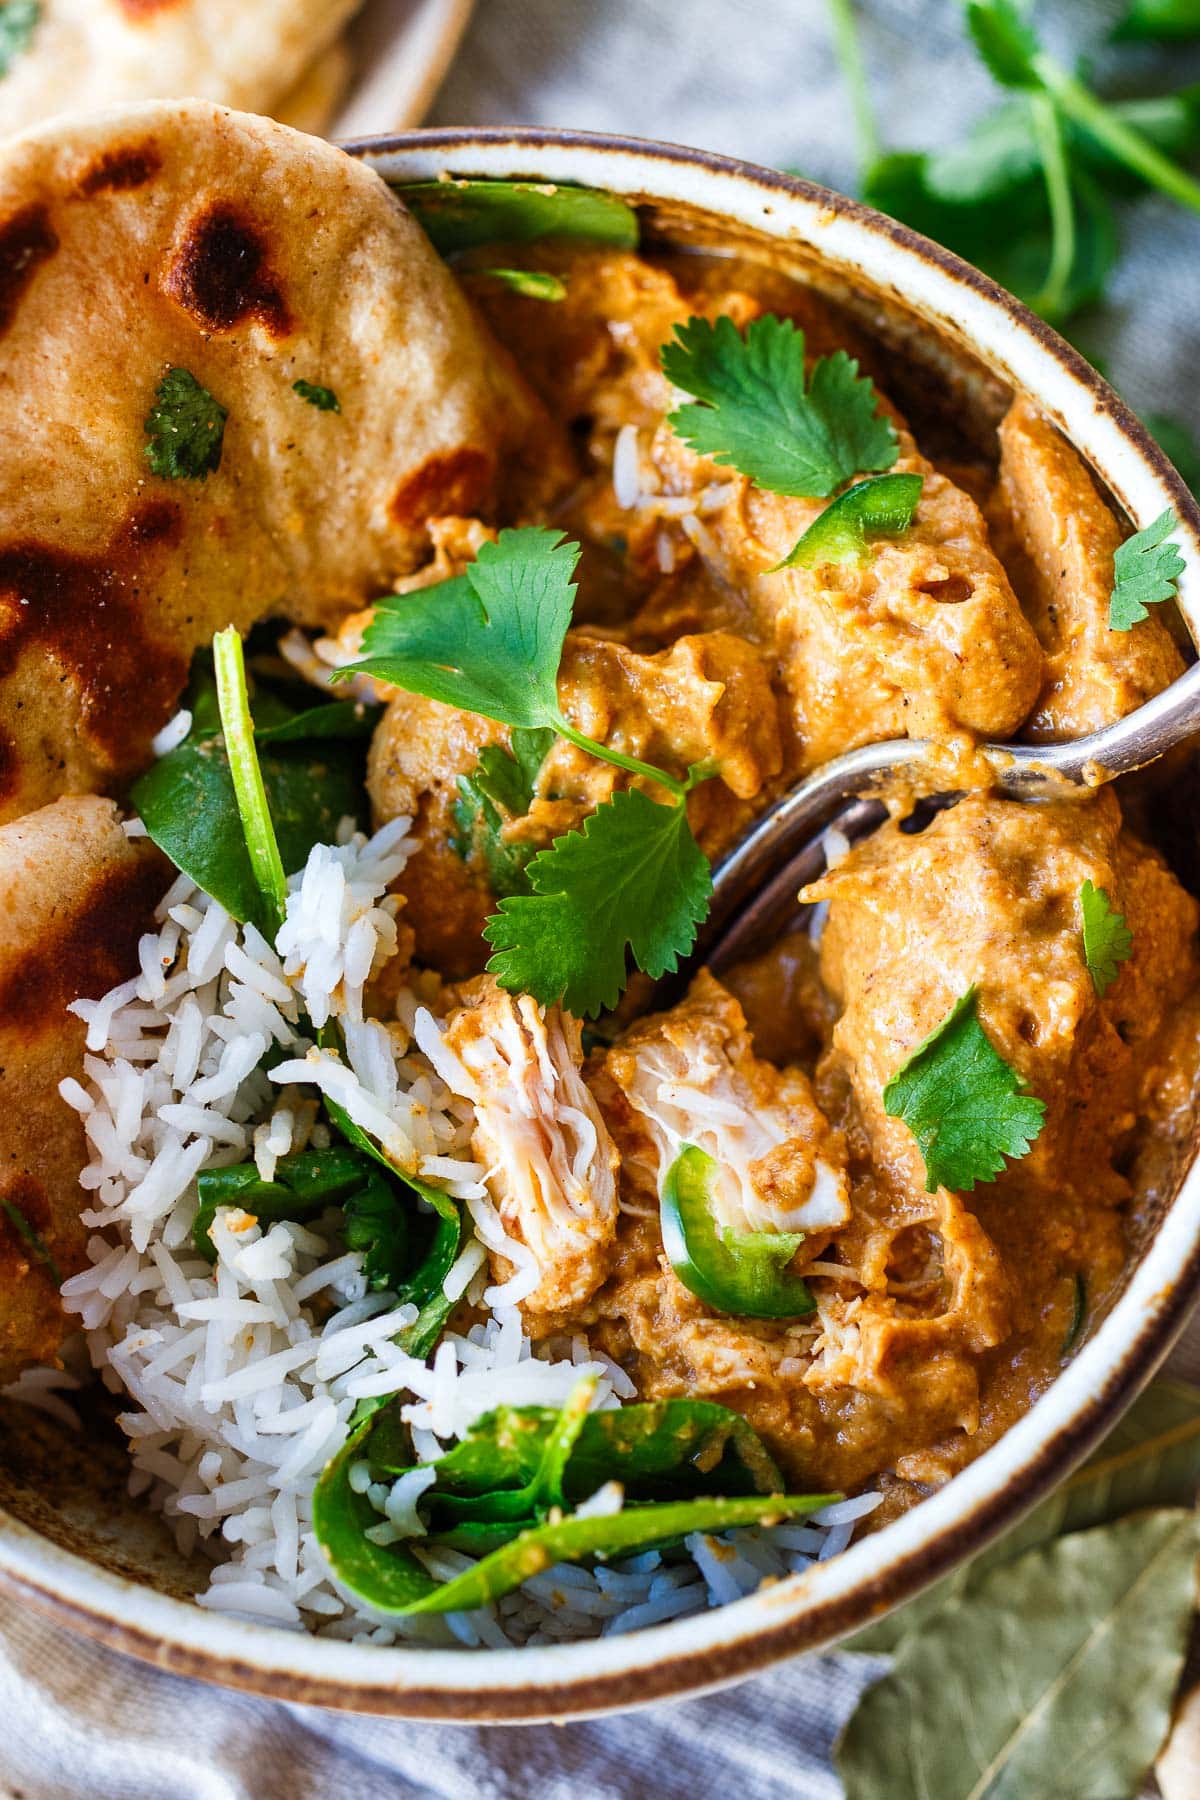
[837,1509,1200,1800]
[386,1490,839,1616]
[132,663,367,937]
[322,1086,463,1314]
[254,700,376,745]
[343,1178,411,1292]
[193,1144,381,1260]
[311,1421,440,1611]
[399,178,638,254]
[380,1394,786,1505]
[450,726,555,897]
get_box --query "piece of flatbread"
[0,796,167,1384]
[273,38,356,137]
[0,99,566,823]
[0,0,362,137]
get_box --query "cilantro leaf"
[451,726,555,897]
[662,314,898,499]
[483,787,712,1017]
[144,367,228,481]
[1080,880,1134,997]
[399,179,638,255]
[965,0,1041,89]
[775,472,924,569]
[0,0,38,78]
[1108,509,1184,630]
[478,268,567,301]
[1115,0,1200,42]
[293,378,340,412]
[883,986,1046,1193]
[343,527,578,729]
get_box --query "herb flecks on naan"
[0,101,565,822]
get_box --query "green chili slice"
[660,1145,816,1319]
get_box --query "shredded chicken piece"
[593,970,850,1243]
[417,976,620,1313]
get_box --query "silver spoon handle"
[698,657,1200,975]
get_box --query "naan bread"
[273,39,356,137]
[0,796,167,1383]
[0,0,361,137]
[0,100,566,822]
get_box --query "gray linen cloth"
[3,2,1199,1793]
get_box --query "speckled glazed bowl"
[2,127,1199,1723]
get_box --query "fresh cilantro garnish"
[0,0,38,78]
[340,527,715,1014]
[1080,880,1134,997]
[1108,509,1184,629]
[451,726,555,897]
[661,314,898,499]
[964,0,1039,89]
[0,1195,61,1286]
[483,784,712,1018]
[293,379,340,412]
[883,986,1046,1193]
[1116,0,1200,40]
[478,268,567,301]
[829,6,1200,331]
[144,367,227,481]
[775,472,924,569]
[344,527,576,726]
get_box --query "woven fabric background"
[3,2,1200,1794]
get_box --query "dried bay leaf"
[837,1508,1200,1800]
[849,1379,1200,1653]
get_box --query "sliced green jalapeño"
[659,1145,816,1319]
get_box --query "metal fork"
[695,658,1200,975]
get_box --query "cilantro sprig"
[341,528,714,1015]
[451,727,555,897]
[1108,508,1184,629]
[1080,881,1134,997]
[883,986,1046,1193]
[144,367,227,481]
[662,314,899,499]
[830,3,1200,331]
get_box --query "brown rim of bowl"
[3,124,1200,1722]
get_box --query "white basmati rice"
[22,818,880,1645]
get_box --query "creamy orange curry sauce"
[11,235,1200,1521]
[285,240,1200,1519]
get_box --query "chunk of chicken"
[804,787,1199,1210]
[418,976,620,1315]
[991,397,1184,740]
[473,242,1045,770]
[592,970,850,1247]
[362,626,782,974]
[631,415,1044,772]
[0,797,167,1382]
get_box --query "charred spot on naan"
[0,853,168,1036]
[162,201,292,338]
[75,141,163,198]
[0,503,188,813]
[0,798,169,1382]
[0,204,58,337]
[390,448,496,531]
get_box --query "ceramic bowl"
[2,127,1199,1723]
